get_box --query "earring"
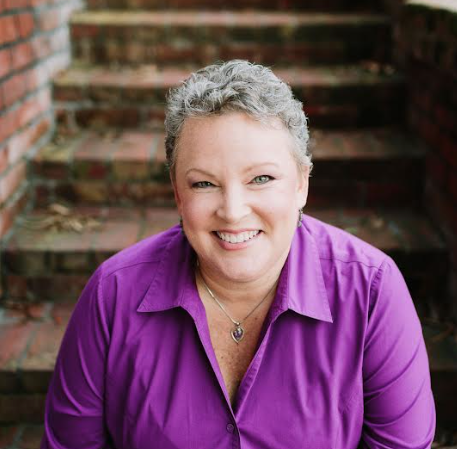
[179,217,184,234]
[297,208,304,227]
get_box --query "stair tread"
[71,10,391,26]
[54,63,404,90]
[4,206,445,256]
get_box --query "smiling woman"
[40,60,435,449]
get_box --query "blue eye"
[252,175,273,184]
[192,181,214,189]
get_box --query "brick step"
[70,11,391,66]
[54,64,405,129]
[0,302,456,427]
[1,207,447,310]
[84,0,381,12]
[32,128,426,209]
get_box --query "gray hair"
[164,60,312,177]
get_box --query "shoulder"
[301,213,388,270]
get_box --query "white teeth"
[216,230,260,244]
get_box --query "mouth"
[214,230,261,244]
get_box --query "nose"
[216,186,251,224]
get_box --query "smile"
[215,230,260,244]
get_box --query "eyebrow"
[185,163,280,177]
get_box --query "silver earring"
[297,208,304,227]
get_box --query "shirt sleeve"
[359,256,436,449]
[41,267,112,449]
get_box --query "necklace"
[197,269,278,344]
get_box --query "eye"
[192,181,214,189]
[252,175,273,185]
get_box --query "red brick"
[16,88,51,129]
[0,187,28,238]
[0,160,27,205]
[0,147,9,175]
[2,73,27,107]
[0,48,12,79]
[0,16,17,45]
[5,0,28,8]
[21,321,65,392]
[26,63,48,92]
[38,8,61,32]
[0,321,36,375]
[31,34,52,59]
[0,109,18,143]
[12,41,34,71]
[8,117,51,166]
[16,12,35,39]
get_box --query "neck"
[195,256,286,313]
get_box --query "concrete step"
[32,128,426,209]
[54,64,405,129]
[0,301,456,427]
[84,0,381,12]
[1,207,447,311]
[70,11,391,66]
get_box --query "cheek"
[181,195,215,226]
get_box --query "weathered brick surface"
[31,128,425,208]
[398,2,457,321]
[70,11,391,66]
[53,65,405,129]
[0,0,82,239]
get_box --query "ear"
[297,165,310,209]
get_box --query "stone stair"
[1,0,456,438]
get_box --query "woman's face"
[173,112,309,285]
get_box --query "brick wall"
[0,0,82,240]
[398,1,457,318]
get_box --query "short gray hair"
[164,60,312,177]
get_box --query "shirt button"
[226,423,235,433]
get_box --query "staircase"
[1,0,457,443]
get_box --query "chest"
[205,308,269,407]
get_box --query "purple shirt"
[41,214,436,449]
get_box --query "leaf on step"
[21,203,103,233]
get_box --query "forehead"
[175,112,296,169]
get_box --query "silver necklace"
[198,270,277,344]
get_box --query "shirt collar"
[137,220,333,324]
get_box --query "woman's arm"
[359,257,436,449]
[41,267,112,449]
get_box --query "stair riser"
[54,85,406,129]
[70,23,390,66]
[85,0,381,11]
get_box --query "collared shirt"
[41,214,436,449]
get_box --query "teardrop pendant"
[231,324,244,343]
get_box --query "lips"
[215,230,261,244]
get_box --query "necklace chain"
[197,263,278,343]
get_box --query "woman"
[41,60,435,449]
